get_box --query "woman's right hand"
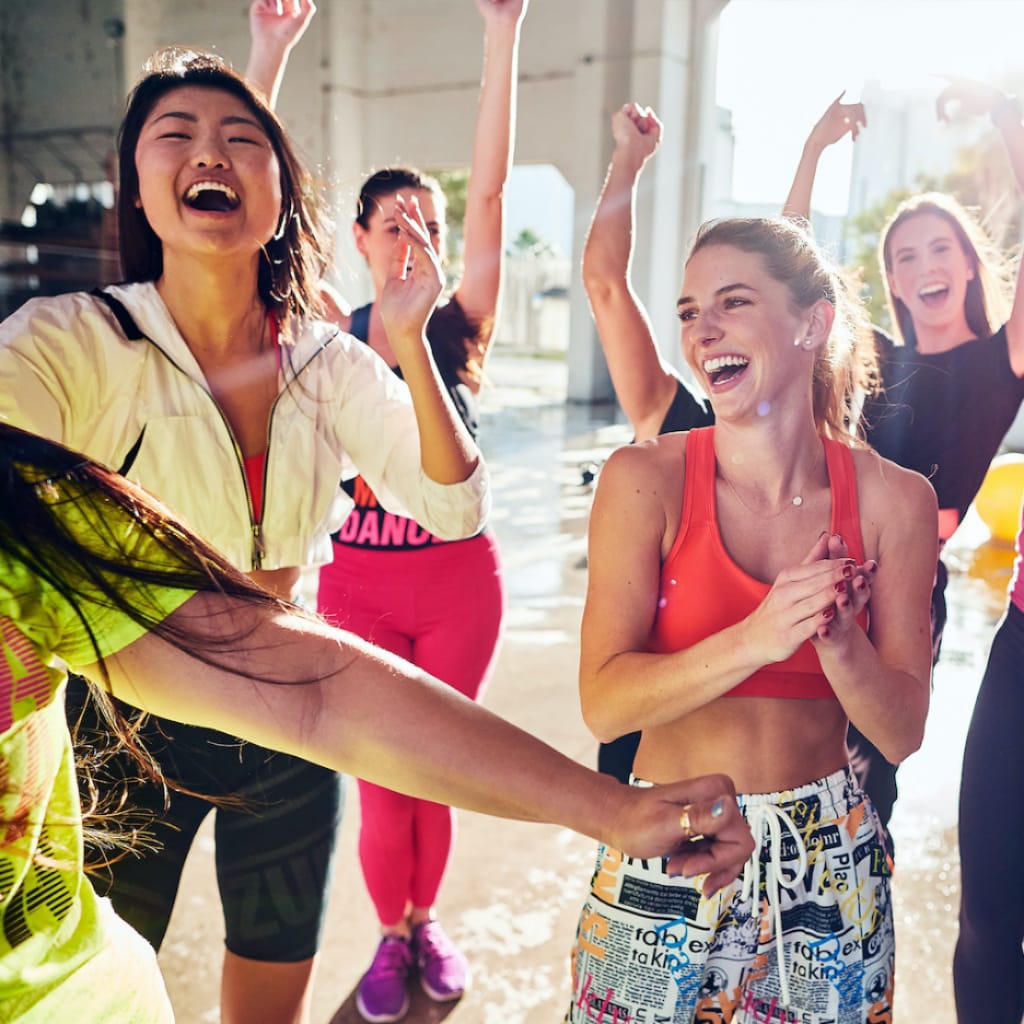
[249,0,316,53]
[744,532,872,664]
[379,194,446,352]
[784,92,864,221]
[611,102,663,166]
[807,91,866,151]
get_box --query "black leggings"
[68,676,345,961]
[954,601,1024,1021]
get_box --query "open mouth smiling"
[703,354,749,386]
[183,181,241,212]
[917,282,949,307]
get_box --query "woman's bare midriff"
[635,696,851,794]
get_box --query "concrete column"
[563,0,634,404]
[562,0,728,401]
[315,1,370,301]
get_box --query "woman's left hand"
[606,773,754,897]
[812,532,875,645]
[379,194,445,350]
[936,76,1007,121]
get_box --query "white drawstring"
[740,802,809,1008]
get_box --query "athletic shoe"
[411,920,468,1001]
[356,935,412,1023]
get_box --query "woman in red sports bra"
[566,218,937,1023]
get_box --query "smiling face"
[133,84,282,268]
[677,243,824,421]
[353,187,445,294]
[884,210,975,339]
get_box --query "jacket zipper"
[127,308,340,569]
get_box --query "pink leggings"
[317,531,505,925]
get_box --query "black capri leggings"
[67,676,344,962]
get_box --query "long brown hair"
[0,424,307,862]
[688,217,876,440]
[880,192,1011,347]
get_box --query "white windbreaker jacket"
[0,283,490,571]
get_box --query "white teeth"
[185,181,239,203]
[703,355,749,373]
[919,283,946,297]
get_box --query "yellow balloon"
[974,454,1024,546]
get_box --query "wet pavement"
[157,352,1011,1022]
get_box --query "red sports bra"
[242,313,281,524]
[649,427,868,700]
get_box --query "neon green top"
[0,476,194,1021]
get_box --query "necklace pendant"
[792,495,803,507]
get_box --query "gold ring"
[679,806,693,837]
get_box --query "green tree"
[509,226,558,257]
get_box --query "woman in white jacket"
[0,47,486,1024]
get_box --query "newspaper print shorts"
[566,765,894,1023]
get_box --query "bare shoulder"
[598,431,688,496]
[851,446,938,542]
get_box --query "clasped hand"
[746,531,875,664]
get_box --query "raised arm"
[582,103,684,441]
[245,0,317,108]
[453,0,528,381]
[782,92,866,222]
[936,77,1024,374]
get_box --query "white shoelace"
[740,802,809,1008]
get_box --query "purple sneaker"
[356,935,412,1023]
[412,920,468,1002]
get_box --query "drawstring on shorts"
[741,802,809,1008]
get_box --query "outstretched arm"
[936,77,1024,374]
[582,103,684,441]
[89,593,752,891]
[782,92,866,222]
[245,0,317,108]
[454,0,528,385]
